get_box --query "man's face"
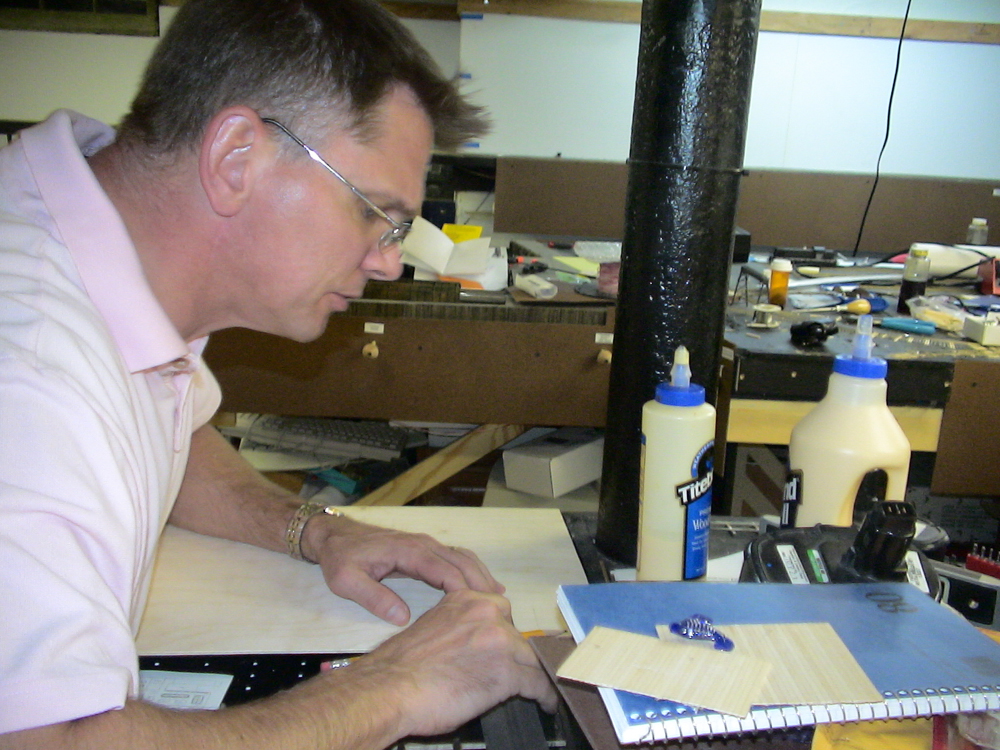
[231,86,432,342]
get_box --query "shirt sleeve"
[0,358,146,733]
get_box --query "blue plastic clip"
[669,614,734,652]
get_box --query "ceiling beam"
[382,2,460,21]
[456,1,1000,44]
[158,0,460,20]
[457,0,638,24]
[157,2,998,45]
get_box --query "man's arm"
[0,588,558,750]
[168,422,305,552]
[3,427,559,748]
[170,424,502,624]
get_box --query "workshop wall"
[2,1,997,213]
[0,7,459,127]
[459,3,1000,181]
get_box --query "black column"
[595,0,762,564]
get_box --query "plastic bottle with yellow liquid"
[784,315,910,528]
[637,346,715,581]
[768,257,793,309]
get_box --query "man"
[0,0,557,747]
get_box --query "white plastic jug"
[786,316,910,528]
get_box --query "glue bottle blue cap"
[656,346,706,406]
[834,314,887,379]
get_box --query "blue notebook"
[556,581,1000,744]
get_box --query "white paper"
[401,217,492,276]
[400,216,454,274]
[139,670,233,710]
[420,250,508,290]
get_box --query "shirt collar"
[19,110,197,374]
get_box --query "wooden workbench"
[720,306,1000,497]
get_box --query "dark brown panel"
[738,171,1000,252]
[494,157,1000,254]
[736,171,872,250]
[932,359,1000,496]
[494,157,629,238]
[205,314,615,426]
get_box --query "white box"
[502,428,604,498]
[962,313,1000,345]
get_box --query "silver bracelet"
[286,502,343,563]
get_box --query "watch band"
[286,501,343,563]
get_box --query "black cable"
[851,0,913,257]
[451,164,498,181]
[927,245,994,282]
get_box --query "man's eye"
[361,204,380,221]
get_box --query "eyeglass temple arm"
[261,117,403,229]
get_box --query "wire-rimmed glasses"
[261,117,412,252]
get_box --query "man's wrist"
[285,502,343,563]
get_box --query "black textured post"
[595,0,762,564]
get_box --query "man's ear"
[199,107,268,218]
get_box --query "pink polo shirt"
[0,110,221,733]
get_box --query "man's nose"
[364,243,405,281]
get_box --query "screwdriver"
[875,318,936,335]
[806,299,872,314]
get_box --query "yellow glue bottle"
[637,346,716,581]
[785,315,910,528]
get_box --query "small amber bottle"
[768,258,793,309]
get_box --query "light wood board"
[727,398,942,452]
[355,424,524,505]
[662,622,882,707]
[136,506,587,656]
[557,626,772,718]
[556,621,881,720]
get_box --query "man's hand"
[1,590,558,750]
[345,588,559,738]
[303,514,504,625]
[173,426,510,628]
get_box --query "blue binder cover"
[556,581,1000,744]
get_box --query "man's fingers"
[310,518,507,623]
[508,634,559,712]
[325,567,411,626]
[433,544,504,593]
[517,663,559,714]
[385,538,501,595]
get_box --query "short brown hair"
[117,0,488,154]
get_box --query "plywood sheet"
[137,506,587,656]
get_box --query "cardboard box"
[502,427,604,498]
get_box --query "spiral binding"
[620,681,1000,741]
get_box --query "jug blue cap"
[833,354,888,380]
[655,382,706,407]
[836,313,888,379]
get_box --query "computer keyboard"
[241,415,410,463]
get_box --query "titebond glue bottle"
[637,346,716,581]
